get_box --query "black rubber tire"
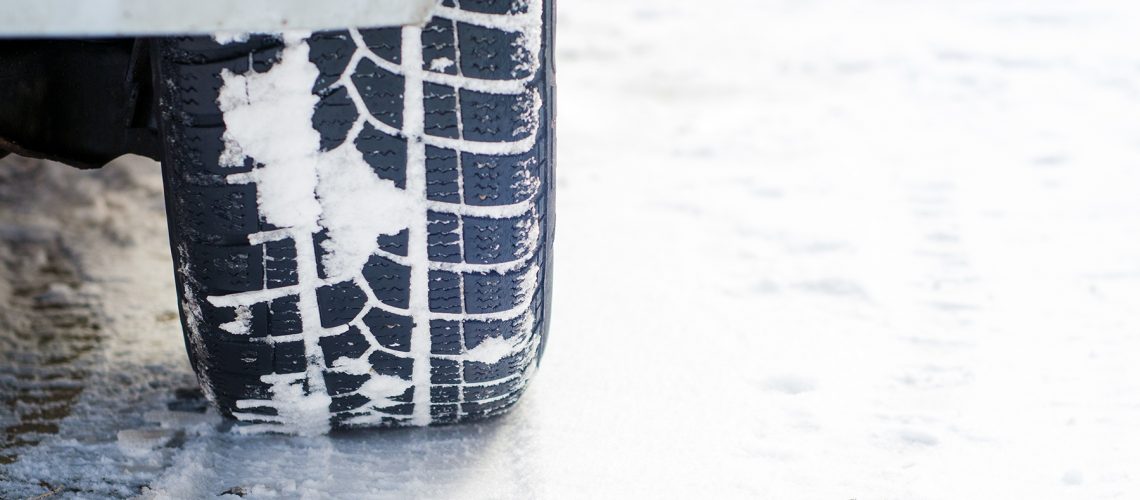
[155,0,554,433]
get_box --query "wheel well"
[0,38,161,168]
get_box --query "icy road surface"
[3,0,1140,497]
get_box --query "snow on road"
[3,0,1140,497]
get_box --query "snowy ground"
[3,0,1140,497]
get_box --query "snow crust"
[217,33,323,232]
[234,372,331,436]
[463,336,518,364]
[217,32,422,287]
[212,31,250,44]
[429,56,454,72]
[218,304,252,335]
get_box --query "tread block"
[362,309,413,352]
[359,28,401,64]
[369,349,413,379]
[463,261,534,314]
[363,255,410,309]
[463,213,534,264]
[330,393,371,414]
[313,228,332,279]
[462,151,542,206]
[382,403,415,416]
[166,59,247,116]
[312,86,358,151]
[391,386,415,403]
[377,228,409,257]
[176,183,261,245]
[351,58,404,130]
[197,300,267,341]
[177,125,255,175]
[209,369,273,401]
[430,320,463,354]
[457,22,528,80]
[461,394,520,418]
[319,325,371,367]
[421,18,458,75]
[427,211,462,262]
[430,358,462,384]
[207,338,272,376]
[462,317,517,350]
[250,45,282,73]
[464,349,529,383]
[268,296,303,337]
[323,371,369,397]
[189,243,264,293]
[431,385,460,404]
[316,280,368,328]
[264,238,299,288]
[272,340,307,373]
[430,403,460,423]
[308,30,355,94]
[242,302,271,339]
[426,147,461,203]
[460,88,538,142]
[463,379,518,402]
[423,83,460,139]
[429,271,463,313]
[355,123,407,189]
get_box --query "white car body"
[0,0,437,37]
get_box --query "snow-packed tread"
[156,0,553,433]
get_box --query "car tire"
[153,0,554,434]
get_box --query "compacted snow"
[3,0,1140,497]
